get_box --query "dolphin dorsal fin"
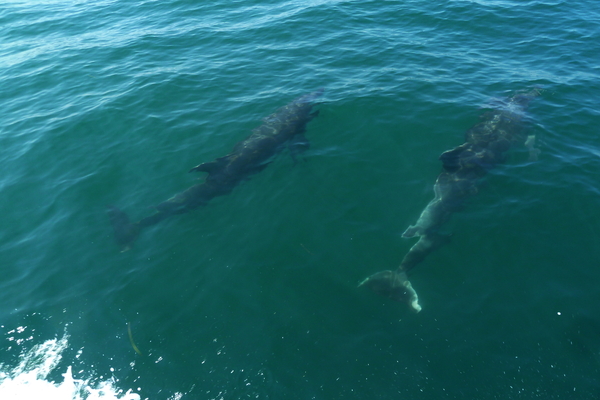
[189,157,229,174]
[439,144,469,172]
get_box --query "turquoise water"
[1,0,600,399]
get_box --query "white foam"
[0,333,141,400]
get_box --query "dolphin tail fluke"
[107,205,140,252]
[358,270,421,313]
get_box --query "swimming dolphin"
[359,88,542,312]
[108,88,324,251]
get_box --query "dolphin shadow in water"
[108,88,324,251]
[359,88,543,312]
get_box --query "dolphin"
[359,88,542,312]
[108,88,324,251]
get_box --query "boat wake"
[0,330,141,400]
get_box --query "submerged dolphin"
[359,88,542,312]
[108,88,324,251]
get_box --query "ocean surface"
[1,0,599,399]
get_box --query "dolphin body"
[108,89,323,251]
[359,88,542,312]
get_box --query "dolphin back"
[189,88,324,181]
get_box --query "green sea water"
[1,1,600,399]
